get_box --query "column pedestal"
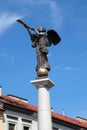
[31,78,54,130]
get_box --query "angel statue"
[17,20,61,77]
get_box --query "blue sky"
[0,0,87,119]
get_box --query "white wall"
[3,109,79,130]
[3,110,38,130]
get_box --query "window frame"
[8,121,17,130]
[23,125,30,130]
[7,114,18,130]
[22,124,31,130]
[22,118,32,130]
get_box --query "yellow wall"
[0,111,3,130]
[0,120,3,130]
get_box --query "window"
[9,123,15,130]
[22,118,31,130]
[23,126,30,130]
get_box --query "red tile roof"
[0,95,87,129]
[0,95,37,112]
[52,112,87,128]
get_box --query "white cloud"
[0,52,8,57]
[0,52,15,62]
[52,65,60,71]
[48,1,63,28]
[8,0,63,28]
[0,1,63,34]
[53,65,75,71]
[81,50,87,56]
[63,65,87,71]
[0,12,22,34]
[52,64,87,72]
[64,66,75,71]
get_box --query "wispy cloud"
[7,0,63,28]
[0,52,15,62]
[52,65,60,71]
[82,50,87,56]
[48,1,63,28]
[63,66,75,71]
[0,12,22,34]
[0,0,63,34]
[63,65,87,71]
[52,65,80,71]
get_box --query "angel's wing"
[47,29,61,45]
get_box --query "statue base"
[37,68,48,77]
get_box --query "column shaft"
[38,86,52,130]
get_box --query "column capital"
[30,78,55,88]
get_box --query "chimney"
[76,116,87,123]
[0,86,2,96]
[62,109,65,116]
[7,94,28,103]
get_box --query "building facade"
[0,93,87,130]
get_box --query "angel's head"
[38,27,46,35]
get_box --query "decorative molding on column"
[30,78,55,88]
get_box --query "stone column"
[31,78,54,130]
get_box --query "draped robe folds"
[31,34,51,71]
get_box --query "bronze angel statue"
[17,20,61,77]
